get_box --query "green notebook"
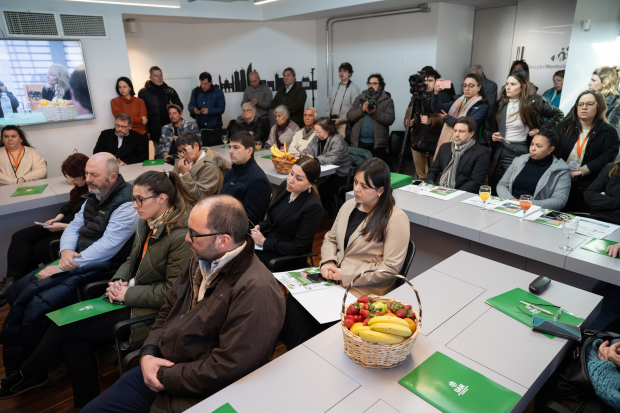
[580,239,619,258]
[261,155,272,159]
[485,288,584,339]
[212,403,238,413]
[46,297,126,326]
[254,148,265,152]
[142,159,165,166]
[390,172,413,189]
[35,259,61,278]
[399,351,521,413]
[11,184,48,197]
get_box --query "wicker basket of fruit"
[38,98,76,122]
[269,142,296,175]
[341,269,422,368]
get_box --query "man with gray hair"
[240,71,273,121]
[289,107,318,157]
[271,67,307,128]
[469,64,497,107]
[93,112,149,166]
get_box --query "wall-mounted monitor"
[0,39,94,127]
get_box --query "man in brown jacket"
[81,195,285,413]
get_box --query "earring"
[308,187,311,193]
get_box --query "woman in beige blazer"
[280,157,410,350]
[0,126,47,186]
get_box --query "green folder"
[212,403,238,413]
[142,159,165,166]
[46,297,126,326]
[390,172,413,189]
[485,288,584,339]
[11,184,48,197]
[261,155,272,159]
[35,259,61,278]
[254,148,265,152]
[255,244,264,251]
[580,239,619,258]
[399,351,521,413]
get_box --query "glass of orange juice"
[518,195,533,223]
[478,185,491,211]
[255,140,262,153]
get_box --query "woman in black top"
[0,153,89,303]
[230,102,268,145]
[584,163,620,225]
[557,90,620,213]
[250,156,323,271]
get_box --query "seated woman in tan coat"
[280,157,410,350]
[0,126,47,186]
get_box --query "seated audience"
[346,73,395,162]
[302,117,352,215]
[93,113,149,166]
[250,156,323,269]
[426,117,490,193]
[470,64,498,107]
[0,170,193,407]
[497,129,570,210]
[0,153,88,305]
[1,153,139,372]
[280,157,409,350]
[585,163,620,224]
[288,107,318,157]
[542,70,564,108]
[220,131,271,226]
[138,66,183,143]
[0,125,47,185]
[266,105,299,150]
[241,71,272,122]
[189,72,226,131]
[589,66,620,138]
[110,76,148,135]
[432,73,488,157]
[484,71,563,193]
[80,195,285,412]
[173,131,229,202]
[158,104,199,162]
[557,90,620,213]
[230,102,268,145]
[327,63,361,137]
[271,67,307,128]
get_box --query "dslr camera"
[367,101,376,111]
[330,114,339,120]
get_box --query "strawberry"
[346,304,359,316]
[395,309,407,319]
[357,296,370,304]
[360,309,370,319]
[375,310,382,316]
[355,315,364,323]
[405,305,412,310]
[344,318,354,329]
[363,317,370,326]
[387,309,393,314]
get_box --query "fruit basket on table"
[270,142,297,175]
[341,269,422,368]
[38,98,76,122]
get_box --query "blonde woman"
[589,66,620,137]
[42,64,71,101]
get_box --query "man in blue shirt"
[189,72,226,130]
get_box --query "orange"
[403,318,416,334]
[383,313,398,317]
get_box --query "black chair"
[200,129,225,147]
[395,241,416,287]
[333,167,354,216]
[267,253,318,273]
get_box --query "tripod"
[397,93,430,174]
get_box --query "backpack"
[189,87,201,119]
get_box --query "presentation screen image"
[0,39,94,127]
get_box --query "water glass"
[559,217,579,251]
[222,135,229,148]
[21,102,32,118]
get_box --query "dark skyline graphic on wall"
[218,63,317,93]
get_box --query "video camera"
[409,70,428,95]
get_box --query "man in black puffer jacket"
[138,66,183,143]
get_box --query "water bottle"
[1,95,13,121]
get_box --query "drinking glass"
[479,185,491,212]
[21,102,32,118]
[518,195,533,223]
[559,217,579,251]
[222,135,229,148]
[255,140,262,152]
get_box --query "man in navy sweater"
[220,131,272,226]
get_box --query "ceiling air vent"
[3,11,60,37]
[59,14,107,38]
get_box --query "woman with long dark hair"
[110,76,148,135]
[508,60,538,95]
[557,90,620,212]
[0,125,47,185]
[484,71,564,193]
[0,153,89,304]
[0,170,194,407]
[279,158,410,350]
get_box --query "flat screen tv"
[0,39,94,127]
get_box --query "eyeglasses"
[188,228,226,241]
[242,109,254,113]
[178,146,194,155]
[132,195,158,207]
[577,102,597,108]
[367,82,380,86]
[115,123,130,129]
[462,83,479,89]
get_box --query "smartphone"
[411,180,423,186]
[437,79,451,89]
[34,221,50,226]
[102,296,126,306]
[545,211,562,219]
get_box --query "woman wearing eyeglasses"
[0,170,194,406]
[229,102,268,145]
[557,90,620,213]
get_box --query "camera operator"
[326,63,361,137]
[404,69,445,181]
[346,73,395,162]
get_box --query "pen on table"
[519,301,553,315]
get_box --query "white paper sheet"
[398,183,465,200]
[293,286,357,324]
[488,200,541,218]
[320,164,339,172]
[461,195,505,209]
[575,218,620,239]
[273,267,338,294]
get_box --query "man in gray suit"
[470,65,497,107]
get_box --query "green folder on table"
[142,159,165,166]
[35,259,61,278]
[399,351,521,413]
[261,155,272,159]
[46,297,126,326]
[390,172,413,189]
[485,288,584,339]
[580,239,619,258]
[254,148,265,152]
[211,403,238,413]
[11,184,48,197]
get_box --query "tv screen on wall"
[0,39,94,127]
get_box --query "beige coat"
[173,147,230,202]
[288,127,316,158]
[321,198,410,297]
[0,146,47,186]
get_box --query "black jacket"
[426,140,490,193]
[271,83,307,128]
[229,117,268,145]
[584,163,620,225]
[483,95,564,175]
[138,81,183,142]
[257,180,323,268]
[605,94,620,139]
[219,156,272,226]
[93,129,149,165]
[58,196,87,224]
[41,85,72,101]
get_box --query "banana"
[368,316,409,328]
[370,323,412,337]
[271,146,284,157]
[359,329,404,344]
[351,325,371,336]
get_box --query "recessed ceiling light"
[63,0,180,8]
[254,0,278,4]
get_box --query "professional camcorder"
[409,71,428,95]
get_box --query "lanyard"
[330,81,350,116]
[576,130,591,159]
[7,146,23,173]
[142,229,154,258]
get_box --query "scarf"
[438,138,476,189]
[147,207,173,233]
[275,118,291,149]
[435,94,483,157]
